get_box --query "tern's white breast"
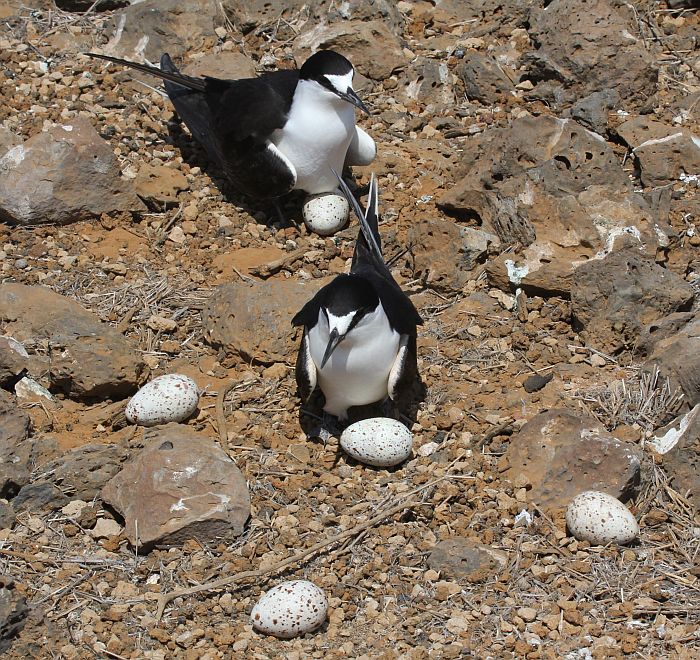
[308,304,400,417]
[272,80,356,194]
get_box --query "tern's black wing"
[87,52,299,198]
[336,174,423,335]
[164,55,299,198]
[159,54,226,172]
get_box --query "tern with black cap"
[86,50,376,201]
[292,173,423,432]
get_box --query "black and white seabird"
[86,50,376,199]
[292,174,423,423]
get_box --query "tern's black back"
[162,55,300,198]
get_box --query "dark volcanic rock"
[12,482,68,513]
[0,390,31,499]
[644,315,700,407]
[525,0,658,106]
[502,409,643,511]
[616,117,700,188]
[437,114,670,299]
[458,53,516,103]
[39,443,130,501]
[0,336,28,388]
[523,372,553,393]
[571,249,694,354]
[102,425,250,552]
[0,578,28,653]
[570,89,621,135]
[224,0,405,35]
[0,501,14,530]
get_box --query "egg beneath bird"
[302,192,350,236]
[340,417,413,467]
[251,580,328,638]
[566,490,639,545]
[125,374,200,427]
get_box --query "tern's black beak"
[338,87,370,115]
[321,328,344,368]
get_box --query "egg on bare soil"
[340,417,413,467]
[302,192,350,236]
[251,580,328,639]
[565,490,639,545]
[125,373,200,427]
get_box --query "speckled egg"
[340,417,413,467]
[251,579,328,639]
[125,374,200,427]
[566,490,639,545]
[302,192,349,236]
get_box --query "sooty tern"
[292,173,422,427]
[86,50,376,199]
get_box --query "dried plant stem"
[155,496,422,620]
[215,380,238,451]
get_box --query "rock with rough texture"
[571,249,694,354]
[202,278,327,365]
[438,116,670,298]
[0,127,21,155]
[0,284,145,400]
[407,219,500,293]
[442,116,630,204]
[295,20,407,81]
[458,53,516,103]
[224,0,405,36]
[0,390,31,499]
[179,51,256,79]
[501,409,643,511]
[105,0,223,61]
[0,578,28,653]
[39,443,130,501]
[0,501,14,530]
[400,57,455,106]
[0,336,28,387]
[101,425,250,552]
[644,316,700,407]
[651,405,700,511]
[570,89,621,135]
[12,482,68,513]
[135,163,189,207]
[428,538,508,582]
[616,117,700,188]
[0,117,144,225]
[525,0,658,106]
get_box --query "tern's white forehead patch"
[324,70,354,93]
[326,310,355,335]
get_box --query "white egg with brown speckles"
[340,417,413,467]
[302,192,349,236]
[125,374,200,427]
[566,490,639,545]
[251,579,328,638]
